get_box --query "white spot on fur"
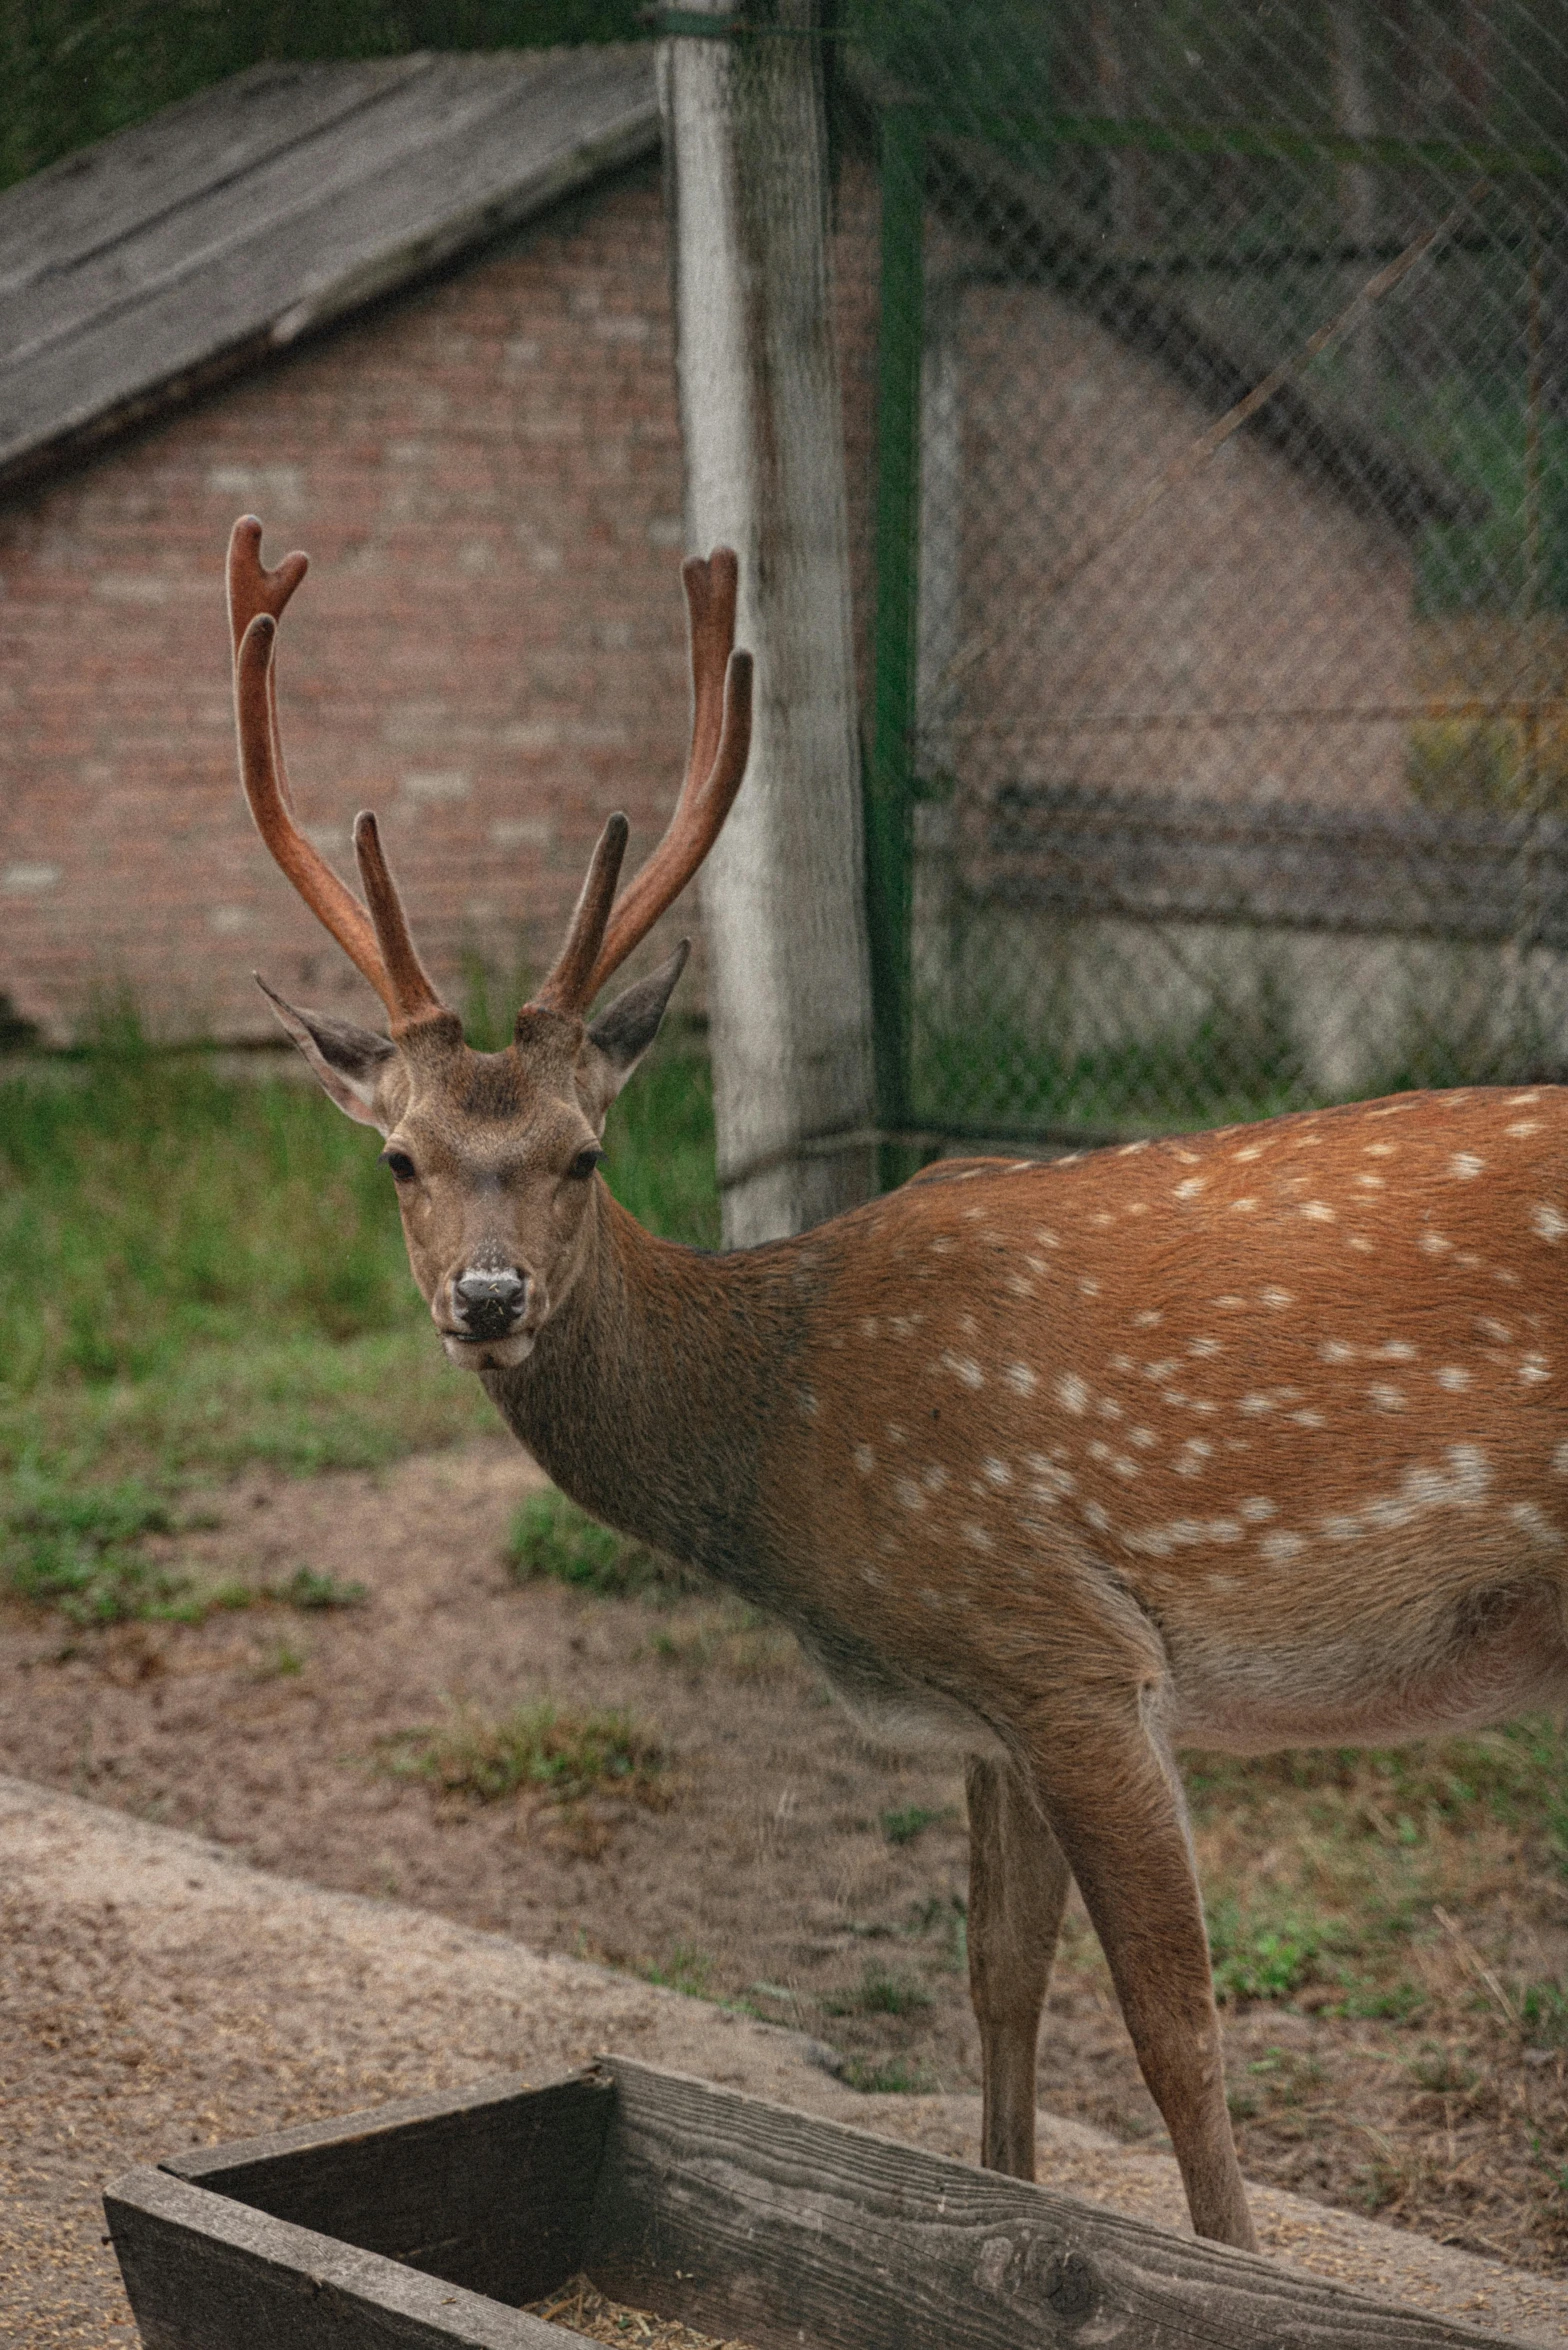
[1478,1318,1513,1344]
[1320,1339,1354,1364]
[1174,1440,1213,1477]
[1450,1153,1485,1179]
[796,1388,819,1420]
[1354,1173,1385,1189]
[1132,1309,1163,1328]
[922,1462,948,1493]
[1418,1231,1452,1255]
[1531,1204,1568,1243]
[894,1477,924,1511]
[1232,1197,1259,1213]
[1363,1141,1397,1156]
[1519,1356,1551,1385]
[1377,1341,1417,1362]
[886,1422,907,1446]
[1232,1145,1264,1162]
[1033,1228,1061,1249]
[1260,1287,1295,1309]
[962,1522,994,1551]
[1238,1497,1277,1522]
[1510,1502,1563,1548]
[1346,1235,1376,1253]
[1083,1501,1111,1532]
[1004,1362,1037,1395]
[1260,1530,1307,1562]
[943,1351,985,1390]
[1174,1176,1207,1199]
[1131,1426,1157,1449]
[1188,1337,1221,1359]
[1301,1201,1335,1222]
[1056,1373,1089,1415]
[1436,1367,1471,1392]
[1507,1120,1542,1137]
[1552,1441,1568,1476]
[1238,1393,1276,1416]
[1079,1277,1101,1297]
[853,1444,874,1475]
[1368,1384,1406,1412]
[981,1457,1012,1487]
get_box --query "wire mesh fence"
[845,0,1568,1147]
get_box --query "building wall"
[0,154,881,1047]
[949,281,1416,816]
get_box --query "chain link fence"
[845,0,1568,1149]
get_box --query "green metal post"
[866,101,925,1189]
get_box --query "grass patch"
[881,1803,949,1846]
[824,1965,935,2019]
[638,1944,714,1997]
[1205,1897,1332,2005]
[507,1488,674,1598]
[836,2056,937,2094]
[376,1697,667,1807]
[270,1566,366,1610]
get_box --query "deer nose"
[451,1268,528,1339]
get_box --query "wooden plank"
[979,781,1568,947]
[0,56,436,303]
[2,53,542,367]
[160,2068,611,2307]
[586,2056,1524,2350]
[0,48,658,497]
[103,2165,582,2350]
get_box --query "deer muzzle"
[450,1267,529,1342]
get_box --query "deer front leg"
[1023,1698,1256,2251]
[964,1751,1071,2179]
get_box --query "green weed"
[507,1488,673,1597]
[837,2056,937,2094]
[1520,1981,1568,2048]
[825,1965,934,2019]
[377,1697,666,1806]
[881,1803,949,1846]
[1206,1898,1330,2004]
[272,1565,366,1610]
[639,1943,713,1996]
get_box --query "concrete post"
[660,5,878,1245]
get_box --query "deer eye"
[567,1145,605,1182]
[379,1149,417,1183]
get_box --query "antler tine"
[534,814,632,1015]
[233,614,400,1018]
[576,548,754,1005]
[353,814,448,1030]
[228,516,308,814]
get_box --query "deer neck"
[482,1188,795,1585]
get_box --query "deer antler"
[531,550,753,1017]
[227,518,445,1034]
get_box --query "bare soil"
[3,1438,1568,2275]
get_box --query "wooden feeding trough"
[105,2055,1521,2349]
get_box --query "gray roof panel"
[0,46,659,497]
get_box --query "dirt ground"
[4,1436,1568,2279]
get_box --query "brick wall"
[0,155,881,1048]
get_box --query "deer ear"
[581,940,690,1114]
[255,975,397,1130]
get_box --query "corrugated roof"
[0,45,659,499]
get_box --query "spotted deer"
[228,514,1568,2250]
